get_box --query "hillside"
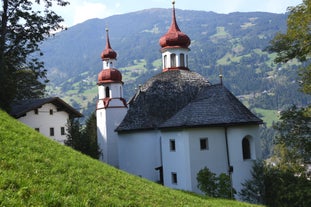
[41,8,311,121]
[0,110,260,206]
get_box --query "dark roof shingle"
[160,84,263,129]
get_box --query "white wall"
[18,103,69,144]
[97,105,127,168]
[161,130,192,191]
[118,130,161,182]
[188,128,228,193]
[227,125,261,196]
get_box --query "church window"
[171,172,178,184]
[200,138,208,150]
[180,53,185,67]
[169,139,176,151]
[105,87,110,98]
[61,127,65,135]
[170,53,176,67]
[242,136,251,160]
[164,55,167,68]
[50,128,54,136]
[49,109,53,115]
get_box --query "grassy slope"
[0,110,260,206]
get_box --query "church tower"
[96,28,127,167]
[159,0,191,72]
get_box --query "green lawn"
[0,110,261,206]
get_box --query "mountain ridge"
[40,8,310,118]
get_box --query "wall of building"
[18,103,68,143]
[118,130,162,182]
[161,130,192,191]
[188,127,229,193]
[227,125,261,195]
[97,105,127,167]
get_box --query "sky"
[53,0,303,27]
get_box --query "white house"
[10,97,83,143]
[96,1,262,197]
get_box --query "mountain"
[0,109,261,206]
[40,8,311,120]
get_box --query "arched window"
[105,87,110,98]
[170,53,176,67]
[164,55,167,68]
[242,137,251,160]
[180,53,185,67]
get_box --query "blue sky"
[54,0,303,27]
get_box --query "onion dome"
[159,1,191,49]
[98,68,122,84]
[101,28,117,60]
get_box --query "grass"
[0,110,262,206]
[254,108,280,127]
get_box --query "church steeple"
[159,0,191,72]
[96,28,127,168]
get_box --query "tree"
[65,113,101,159]
[239,161,265,204]
[197,167,236,199]
[0,0,69,112]
[268,0,311,94]
[273,105,311,171]
[240,160,311,207]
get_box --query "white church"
[96,1,262,196]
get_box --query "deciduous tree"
[0,0,69,112]
[268,0,311,94]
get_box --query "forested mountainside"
[40,8,311,119]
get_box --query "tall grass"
[0,110,260,206]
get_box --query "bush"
[197,167,236,199]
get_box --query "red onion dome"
[98,68,122,84]
[101,28,117,60]
[159,2,190,49]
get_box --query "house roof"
[116,71,262,133]
[10,97,83,118]
[160,84,263,129]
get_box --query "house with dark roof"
[11,97,82,143]
[96,2,262,198]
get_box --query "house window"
[169,139,176,151]
[49,109,53,115]
[34,109,38,114]
[50,128,54,136]
[61,127,65,135]
[171,172,178,184]
[170,53,176,67]
[180,53,185,67]
[105,87,110,98]
[200,138,208,150]
[35,128,39,132]
[242,137,251,160]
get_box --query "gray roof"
[116,70,210,132]
[10,97,83,118]
[116,70,262,132]
[160,84,263,129]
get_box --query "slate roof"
[10,97,83,118]
[160,84,263,129]
[116,70,262,132]
[116,70,210,132]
